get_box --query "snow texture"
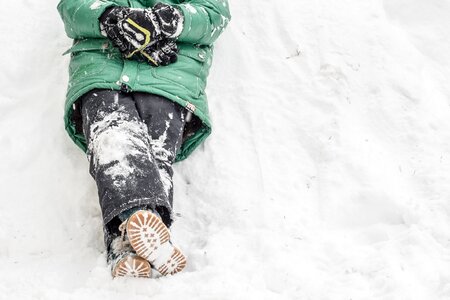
[88,109,150,182]
[1,0,450,299]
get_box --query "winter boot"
[119,210,187,276]
[108,235,152,278]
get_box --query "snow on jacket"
[57,0,231,161]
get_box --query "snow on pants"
[80,89,186,248]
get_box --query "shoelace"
[118,219,131,249]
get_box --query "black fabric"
[80,89,186,249]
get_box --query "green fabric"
[57,0,230,162]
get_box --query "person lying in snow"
[57,0,230,278]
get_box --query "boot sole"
[127,210,187,276]
[112,255,152,278]
[156,247,187,276]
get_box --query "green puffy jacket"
[57,0,230,161]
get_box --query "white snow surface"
[1,0,450,299]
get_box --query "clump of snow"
[0,0,450,299]
[183,4,197,14]
[90,0,104,10]
[88,110,149,177]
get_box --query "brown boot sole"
[127,210,187,276]
[157,247,187,276]
[112,255,152,278]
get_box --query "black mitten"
[100,7,163,58]
[140,40,178,67]
[153,3,184,39]
[100,7,134,56]
[99,5,183,62]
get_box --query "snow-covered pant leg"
[80,90,176,249]
[134,92,186,207]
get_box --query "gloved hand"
[99,7,133,56]
[140,40,178,67]
[152,3,184,39]
[100,4,183,59]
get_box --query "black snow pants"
[80,89,186,249]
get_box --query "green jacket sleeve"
[57,0,115,39]
[174,0,231,45]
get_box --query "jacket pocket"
[63,39,112,56]
[178,47,209,63]
[150,46,211,98]
[67,41,114,88]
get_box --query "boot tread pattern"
[127,210,186,276]
[113,255,151,278]
[157,247,187,276]
[127,211,170,261]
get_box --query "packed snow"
[1,0,450,299]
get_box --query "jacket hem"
[64,83,211,162]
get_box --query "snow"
[90,0,105,10]
[1,0,450,299]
